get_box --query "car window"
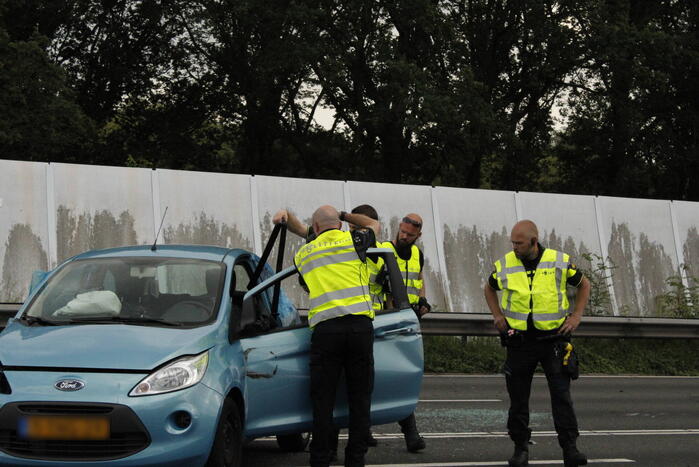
[24,257,225,327]
[233,264,251,292]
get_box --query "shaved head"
[312,205,341,234]
[404,213,423,230]
[512,220,538,240]
[510,220,539,260]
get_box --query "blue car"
[0,239,423,466]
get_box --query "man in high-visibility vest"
[484,220,591,467]
[381,213,430,452]
[291,205,379,467]
[273,204,383,459]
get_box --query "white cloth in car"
[54,290,122,317]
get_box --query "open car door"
[234,245,423,436]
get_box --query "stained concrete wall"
[1,159,697,317]
[0,161,49,302]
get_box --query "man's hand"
[272,209,288,225]
[558,314,581,335]
[493,314,508,333]
[416,297,431,317]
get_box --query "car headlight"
[129,351,209,396]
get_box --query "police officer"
[292,205,379,467]
[273,205,382,458]
[381,213,430,452]
[483,220,591,467]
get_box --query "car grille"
[0,402,150,461]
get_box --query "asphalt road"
[243,374,699,467]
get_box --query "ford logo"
[54,379,85,391]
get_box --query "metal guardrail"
[1,305,698,338]
[421,312,699,339]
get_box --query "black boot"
[366,430,378,447]
[563,445,587,466]
[508,444,529,467]
[398,413,425,452]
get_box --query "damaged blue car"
[0,225,423,466]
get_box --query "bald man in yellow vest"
[484,220,591,467]
[293,205,379,467]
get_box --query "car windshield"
[23,257,225,327]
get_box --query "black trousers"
[504,338,579,449]
[309,314,374,467]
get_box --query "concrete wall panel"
[671,201,699,287]
[52,163,154,262]
[347,181,447,311]
[597,197,678,316]
[156,169,254,250]
[0,160,49,302]
[255,175,345,307]
[435,187,516,313]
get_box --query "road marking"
[342,429,699,440]
[358,461,634,466]
[420,399,502,403]
[256,428,699,443]
[424,374,699,379]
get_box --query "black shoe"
[563,446,587,466]
[404,432,426,452]
[366,431,378,447]
[329,449,338,462]
[508,446,529,467]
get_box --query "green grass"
[423,335,699,376]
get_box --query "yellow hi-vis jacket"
[493,249,573,331]
[367,253,385,311]
[381,241,423,305]
[295,229,374,328]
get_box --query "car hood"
[0,320,220,370]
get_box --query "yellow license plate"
[21,416,110,440]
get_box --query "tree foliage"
[0,0,697,201]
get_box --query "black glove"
[411,297,431,319]
[417,296,431,313]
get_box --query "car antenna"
[151,206,168,252]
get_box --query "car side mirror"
[29,270,49,295]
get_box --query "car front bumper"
[0,370,224,466]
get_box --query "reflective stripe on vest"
[295,230,373,327]
[367,256,385,311]
[494,249,570,331]
[382,241,423,305]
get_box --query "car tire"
[206,398,243,467]
[276,432,310,452]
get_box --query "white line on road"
[342,428,699,440]
[357,460,634,466]
[419,399,501,402]
[424,374,699,379]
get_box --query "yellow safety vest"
[493,249,573,331]
[367,253,385,311]
[381,241,423,305]
[295,229,374,327]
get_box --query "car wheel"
[206,399,243,467]
[276,432,310,452]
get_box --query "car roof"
[70,244,252,263]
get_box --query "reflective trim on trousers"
[309,301,373,327]
[309,286,370,310]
